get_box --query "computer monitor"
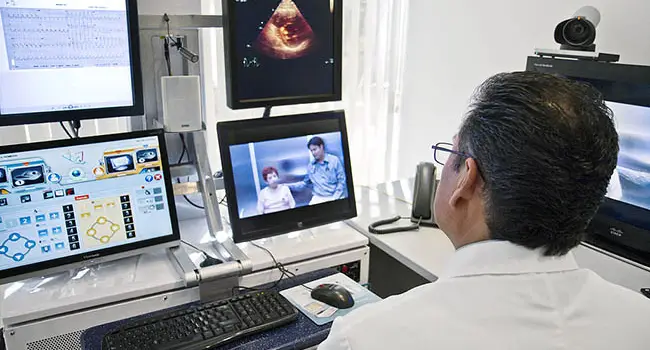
[0,129,180,284]
[221,0,343,110]
[526,56,650,266]
[217,110,356,243]
[0,0,143,126]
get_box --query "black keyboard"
[102,290,298,350]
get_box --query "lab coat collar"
[440,240,579,279]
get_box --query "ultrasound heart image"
[254,0,316,60]
[229,0,338,104]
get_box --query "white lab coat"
[319,241,650,350]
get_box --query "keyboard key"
[102,290,297,350]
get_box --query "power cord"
[181,240,223,267]
[231,242,313,296]
[59,122,74,139]
[176,134,205,210]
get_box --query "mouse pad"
[280,272,381,325]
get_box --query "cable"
[59,122,74,139]
[178,134,188,164]
[175,133,205,210]
[163,14,173,76]
[70,121,79,138]
[164,38,172,76]
[183,194,205,210]
[250,242,313,291]
[181,239,211,257]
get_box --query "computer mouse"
[310,283,355,309]
[200,256,223,268]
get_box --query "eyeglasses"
[431,142,472,167]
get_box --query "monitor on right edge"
[527,56,650,266]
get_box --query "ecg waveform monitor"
[0,0,141,121]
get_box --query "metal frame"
[136,14,252,293]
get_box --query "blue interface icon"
[0,233,36,262]
[48,173,62,183]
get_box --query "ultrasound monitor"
[0,0,143,126]
[0,129,180,284]
[218,110,356,243]
[221,0,343,109]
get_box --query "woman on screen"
[257,166,296,215]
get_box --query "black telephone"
[368,162,438,234]
[411,162,438,226]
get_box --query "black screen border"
[0,0,144,126]
[221,0,343,110]
[217,110,356,243]
[0,129,180,281]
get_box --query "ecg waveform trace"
[1,8,130,70]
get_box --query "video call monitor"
[0,0,143,126]
[218,110,356,243]
[527,56,650,266]
[0,129,180,283]
[221,0,343,109]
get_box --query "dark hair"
[456,71,618,256]
[261,166,279,182]
[307,136,325,148]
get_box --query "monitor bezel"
[217,110,356,243]
[526,56,650,265]
[0,129,181,284]
[0,0,144,126]
[221,0,343,110]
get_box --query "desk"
[1,210,369,349]
[345,182,452,296]
[348,185,453,282]
[81,268,339,350]
[350,179,650,295]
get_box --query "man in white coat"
[319,72,650,350]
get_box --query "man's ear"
[448,158,481,208]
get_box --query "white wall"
[138,0,201,15]
[396,0,650,179]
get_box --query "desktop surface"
[81,268,340,350]
[1,248,186,326]
[349,183,454,281]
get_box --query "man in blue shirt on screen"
[290,136,347,205]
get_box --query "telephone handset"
[368,162,438,234]
[411,162,437,226]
